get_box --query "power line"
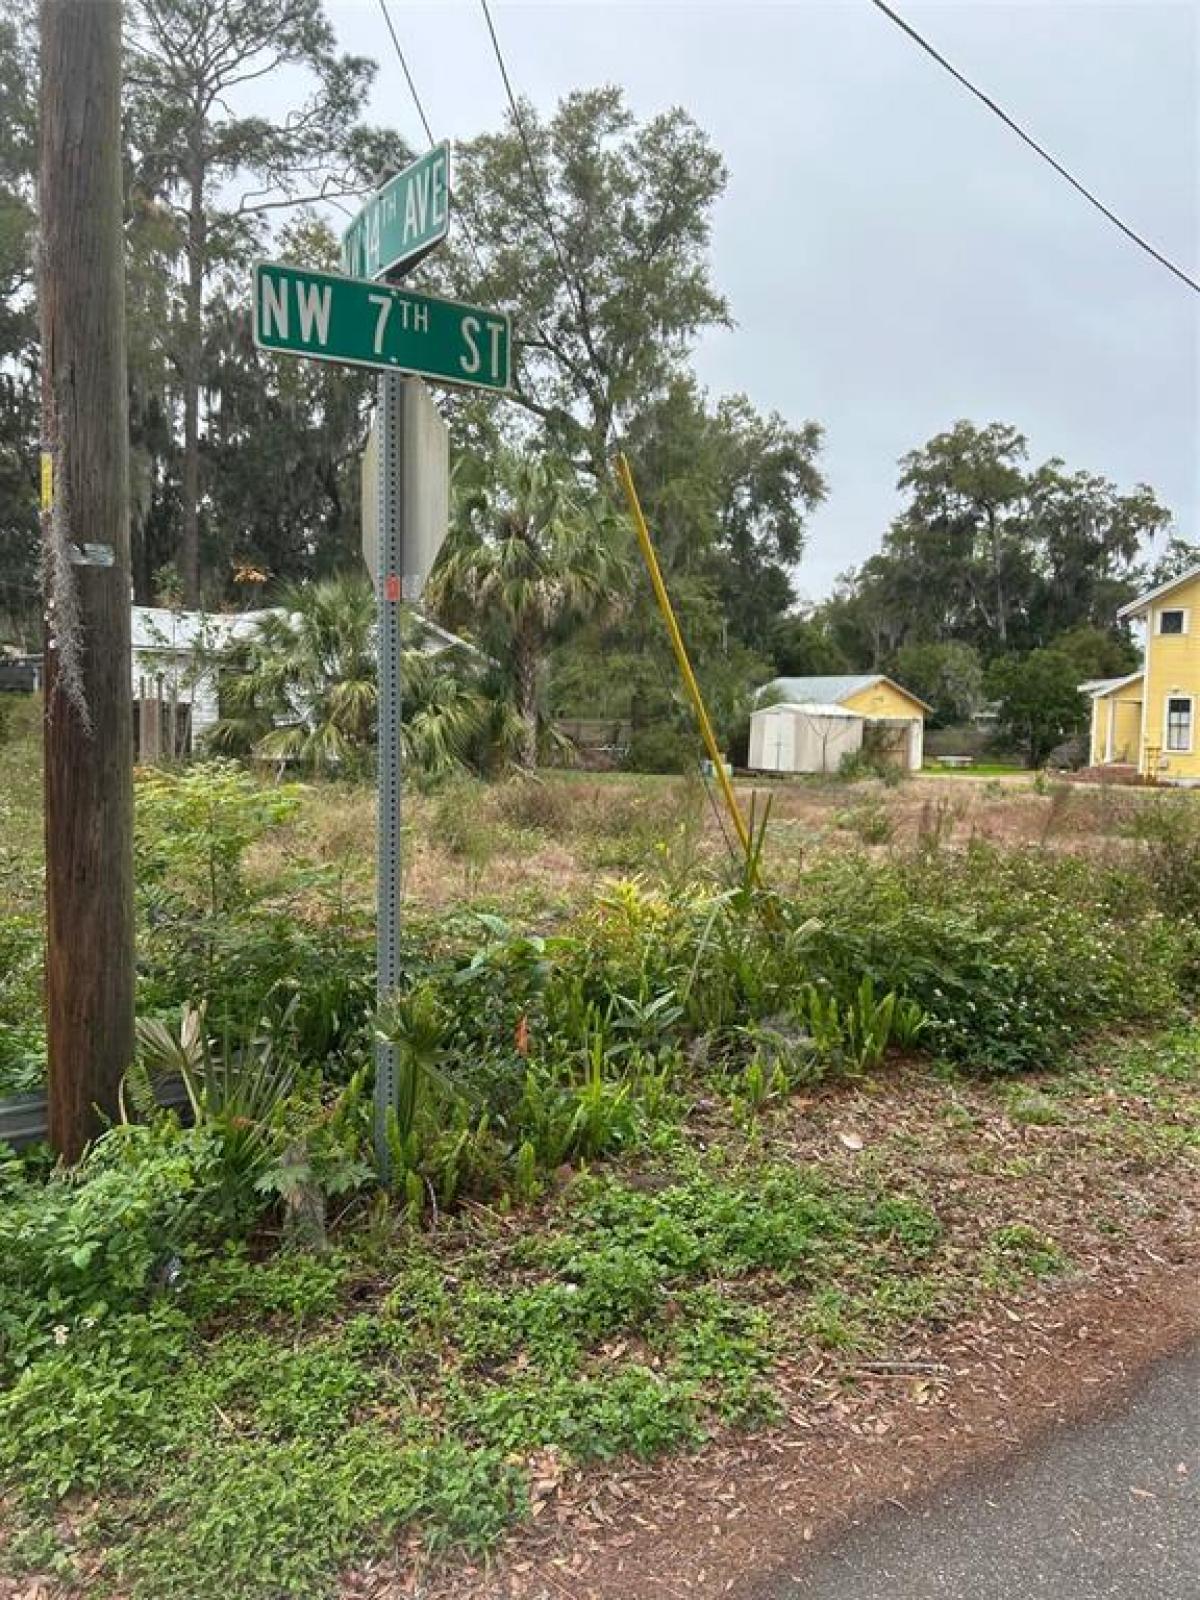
[375,0,563,418]
[869,0,1200,295]
[476,0,612,429]
[375,0,488,282]
[477,0,583,321]
[473,2,738,830]
[374,0,436,150]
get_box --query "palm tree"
[426,451,632,770]
[208,573,485,777]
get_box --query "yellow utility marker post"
[613,452,761,881]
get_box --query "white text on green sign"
[342,144,450,279]
[253,261,510,392]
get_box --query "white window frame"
[1157,606,1189,636]
[1164,694,1194,754]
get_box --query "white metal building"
[748,674,929,775]
[748,701,864,774]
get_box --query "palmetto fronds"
[426,451,633,768]
[207,573,489,777]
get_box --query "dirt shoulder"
[391,1254,1197,1600]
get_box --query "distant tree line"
[773,420,1185,763]
[0,4,1185,771]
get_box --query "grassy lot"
[0,697,44,1094]
[0,713,1186,1100]
[0,694,43,905]
[1,1026,1196,1598]
[2,705,1200,1596]
[921,761,1030,777]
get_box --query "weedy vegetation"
[2,722,1199,1596]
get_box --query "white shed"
[131,606,266,756]
[748,701,864,774]
[749,674,929,774]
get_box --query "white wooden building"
[131,607,265,757]
[130,604,480,758]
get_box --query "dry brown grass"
[240,768,1176,921]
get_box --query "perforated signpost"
[252,149,509,1178]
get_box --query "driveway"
[759,1345,1199,1600]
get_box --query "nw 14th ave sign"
[252,260,511,392]
[342,143,450,279]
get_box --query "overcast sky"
[323,0,1199,601]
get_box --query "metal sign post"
[374,372,404,1179]
[370,376,450,1178]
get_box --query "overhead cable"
[869,0,1200,295]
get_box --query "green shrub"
[838,749,903,786]
[0,1122,252,1377]
[796,845,1185,1071]
[623,724,696,774]
[135,761,302,911]
[0,913,44,1095]
[1128,796,1200,921]
[492,774,574,837]
[428,774,500,881]
[835,798,894,844]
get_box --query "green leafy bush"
[835,798,894,844]
[0,1122,247,1377]
[0,913,44,1095]
[1128,795,1200,923]
[623,724,697,774]
[135,761,302,910]
[796,845,1185,1071]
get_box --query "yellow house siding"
[1088,678,1143,766]
[840,680,927,720]
[1111,698,1141,764]
[1089,697,1110,765]
[1140,574,1200,780]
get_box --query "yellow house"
[1085,564,1200,782]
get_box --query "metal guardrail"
[0,1078,191,1151]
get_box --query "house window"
[1158,609,1187,635]
[1166,696,1193,753]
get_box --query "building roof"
[1081,671,1144,699]
[1116,562,1200,620]
[752,699,862,720]
[131,604,481,661]
[131,606,267,653]
[757,674,932,714]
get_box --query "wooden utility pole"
[39,0,135,1160]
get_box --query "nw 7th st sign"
[252,261,510,392]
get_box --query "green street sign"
[342,143,450,280]
[252,261,511,392]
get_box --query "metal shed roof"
[751,700,861,719]
[757,674,932,713]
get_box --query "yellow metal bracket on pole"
[613,452,760,878]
